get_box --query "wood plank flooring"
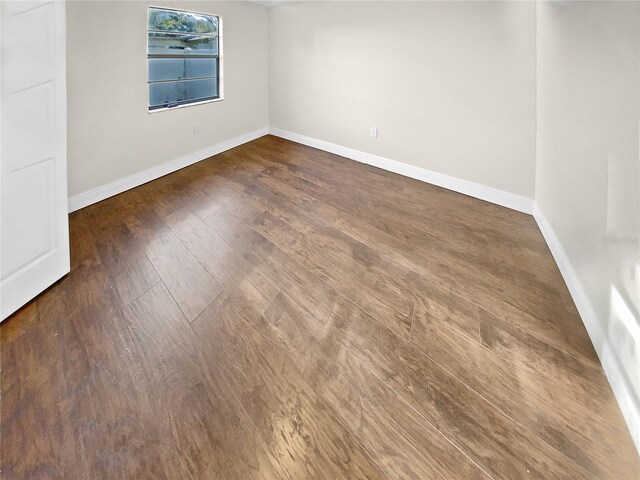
[2,135,638,479]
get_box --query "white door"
[1,0,70,320]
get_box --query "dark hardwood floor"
[2,135,638,479]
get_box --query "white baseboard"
[269,127,534,215]
[68,127,269,213]
[70,126,533,215]
[533,204,640,454]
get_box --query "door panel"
[1,0,70,320]
[4,81,57,171]
[1,158,57,278]
[2,2,56,91]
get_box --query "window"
[147,7,221,111]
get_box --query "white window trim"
[147,6,223,113]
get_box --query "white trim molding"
[533,204,640,453]
[269,127,534,215]
[68,127,268,213]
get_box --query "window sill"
[148,96,224,114]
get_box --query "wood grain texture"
[252,292,491,480]
[122,283,287,480]
[126,211,223,322]
[164,208,279,316]
[2,135,637,479]
[193,294,388,480]
[411,306,638,479]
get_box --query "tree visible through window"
[147,7,221,111]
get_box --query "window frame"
[147,6,223,113]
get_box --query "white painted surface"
[268,1,537,199]
[536,0,640,452]
[271,127,533,214]
[1,0,70,320]
[68,127,268,212]
[66,0,269,198]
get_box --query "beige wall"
[268,1,537,198]
[67,0,268,197]
[536,0,640,448]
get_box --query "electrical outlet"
[194,124,201,134]
[370,127,378,138]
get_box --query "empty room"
[1,0,639,478]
